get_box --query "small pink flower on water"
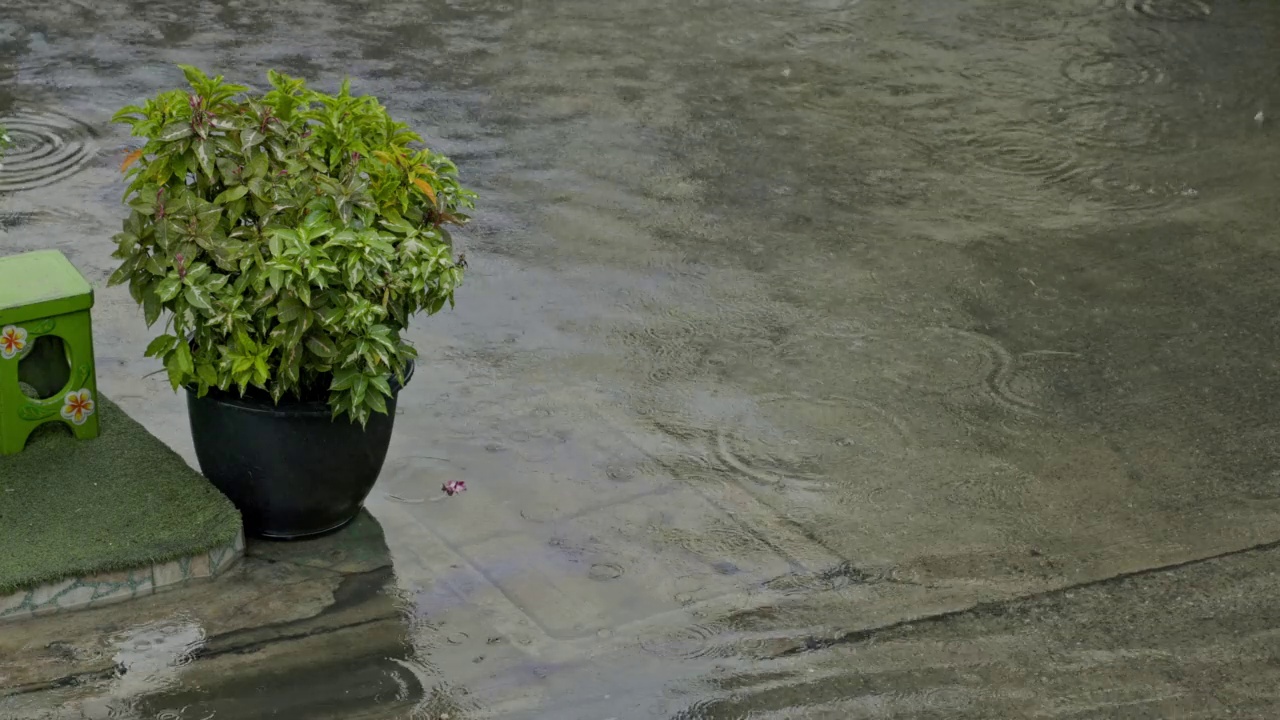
[442,480,467,496]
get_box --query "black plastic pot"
[185,362,413,539]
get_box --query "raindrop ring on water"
[783,19,861,51]
[0,110,98,192]
[588,563,625,581]
[1060,53,1167,89]
[959,6,1070,42]
[1125,0,1211,21]
[638,621,769,660]
[1037,99,1177,154]
[960,128,1084,181]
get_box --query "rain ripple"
[782,18,862,52]
[959,6,1070,42]
[943,123,1195,212]
[1060,53,1168,90]
[958,127,1090,183]
[1037,99,1184,154]
[0,109,98,192]
[1125,0,1211,21]
[638,620,778,660]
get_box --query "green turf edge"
[0,396,243,595]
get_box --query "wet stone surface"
[3,0,1280,717]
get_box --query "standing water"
[3,0,1280,718]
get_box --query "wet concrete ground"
[2,0,1280,717]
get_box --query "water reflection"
[0,512,450,719]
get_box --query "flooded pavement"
[2,0,1280,717]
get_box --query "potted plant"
[108,66,475,538]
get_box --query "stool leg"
[56,311,100,441]
[0,348,31,455]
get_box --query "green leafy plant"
[109,66,474,425]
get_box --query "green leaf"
[193,140,214,178]
[206,274,230,292]
[156,276,182,302]
[227,197,247,227]
[331,366,360,391]
[184,262,211,283]
[179,64,209,87]
[158,122,194,142]
[232,354,255,374]
[164,354,186,390]
[111,104,146,123]
[247,150,269,179]
[112,231,140,256]
[175,342,194,374]
[166,341,195,389]
[317,306,343,327]
[351,373,368,407]
[267,229,290,257]
[250,287,277,312]
[241,127,265,150]
[211,134,239,156]
[277,295,307,323]
[379,216,416,235]
[369,374,391,397]
[254,356,270,384]
[185,285,212,310]
[169,150,190,179]
[195,204,222,235]
[143,288,163,326]
[214,184,249,205]
[196,362,218,386]
[217,156,240,184]
[366,389,387,415]
[283,316,307,348]
[305,333,337,358]
[145,334,179,358]
[108,258,136,287]
[128,276,145,304]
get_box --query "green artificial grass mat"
[0,396,242,595]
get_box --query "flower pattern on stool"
[61,388,95,425]
[0,325,27,360]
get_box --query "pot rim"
[183,359,415,417]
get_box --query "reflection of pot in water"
[75,511,461,720]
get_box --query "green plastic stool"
[0,250,100,455]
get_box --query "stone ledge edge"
[0,530,246,623]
